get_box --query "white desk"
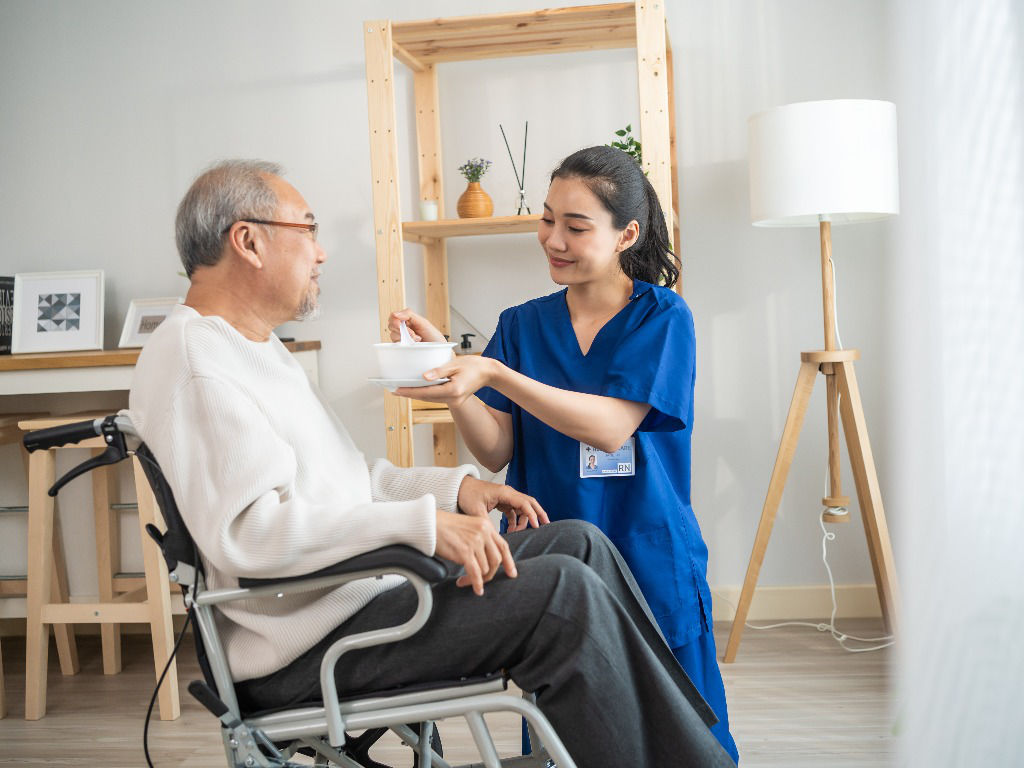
[0,341,321,395]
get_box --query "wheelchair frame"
[24,414,577,768]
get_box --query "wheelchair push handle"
[22,418,104,453]
[22,415,137,498]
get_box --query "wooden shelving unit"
[364,2,679,468]
[402,214,543,243]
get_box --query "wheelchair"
[25,414,577,768]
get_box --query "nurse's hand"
[387,309,446,343]
[397,355,498,405]
[434,509,517,596]
[457,475,550,531]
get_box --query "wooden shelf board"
[411,399,448,411]
[0,348,141,371]
[398,19,636,47]
[403,214,542,241]
[392,4,637,63]
[0,340,320,372]
[402,33,637,64]
[412,408,454,425]
[411,399,453,425]
[389,3,630,40]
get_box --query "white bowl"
[373,341,456,380]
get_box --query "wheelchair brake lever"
[47,418,130,497]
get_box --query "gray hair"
[175,159,284,277]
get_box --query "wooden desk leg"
[836,361,900,633]
[133,457,179,720]
[22,446,78,675]
[92,460,122,674]
[724,361,819,662]
[25,449,56,720]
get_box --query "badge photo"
[580,438,636,478]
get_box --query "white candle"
[419,200,439,221]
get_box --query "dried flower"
[457,157,492,183]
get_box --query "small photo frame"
[12,270,105,354]
[118,297,183,348]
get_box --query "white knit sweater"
[128,305,477,680]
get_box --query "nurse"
[391,145,738,761]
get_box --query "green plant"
[610,124,643,166]
[457,157,492,183]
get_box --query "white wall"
[0,0,893,615]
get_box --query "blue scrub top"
[477,279,713,648]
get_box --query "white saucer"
[369,377,450,392]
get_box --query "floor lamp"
[723,99,901,663]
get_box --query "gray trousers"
[236,519,735,767]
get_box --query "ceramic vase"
[456,181,494,218]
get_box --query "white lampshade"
[748,99,899,227]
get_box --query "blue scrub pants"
[673,629,740,763]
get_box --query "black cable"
[143,606,194,768]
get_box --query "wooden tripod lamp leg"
[724,361,819,662]
[835,361,901,633]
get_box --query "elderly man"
[128,160,735,767]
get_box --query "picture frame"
[12,270,105,354]
[0,275,14,355]
[118,297,184,348]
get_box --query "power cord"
[831,252,844,350]
[715,509,894,653]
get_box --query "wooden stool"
[0,414,79,720]
[20,414,179,721]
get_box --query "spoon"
[399,319,415,345]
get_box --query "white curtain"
[890,0,1024,764]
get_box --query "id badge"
[580,438,636,478]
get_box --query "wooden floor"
[0,620,894,766]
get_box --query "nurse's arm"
[489,362,651,454]
[406,355,649,457]
[449,396,515,473]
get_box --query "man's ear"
[617,220,640,253]
[225,221,263,269]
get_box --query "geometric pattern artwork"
[36,292,81,332]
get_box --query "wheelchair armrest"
[237,545,448,589]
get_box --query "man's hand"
[457,475,550,532]
[434,509,516,596]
